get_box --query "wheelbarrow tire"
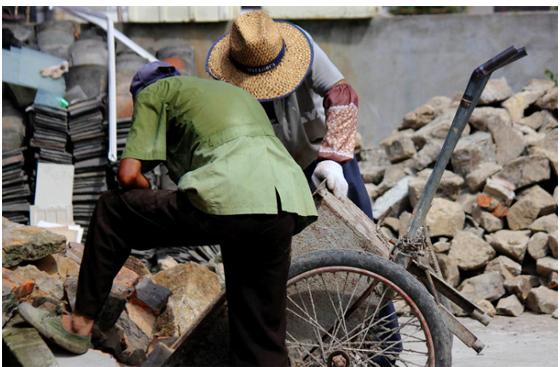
[288,249,452,367]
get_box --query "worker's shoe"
[17,303,91,354]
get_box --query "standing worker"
[18,61,317,367]
[206,10,402,366]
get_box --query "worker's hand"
[311,160,349,199]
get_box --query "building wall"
[119,11,558,147]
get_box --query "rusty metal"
[328,351,351,367]
[286,266,435,367]
[437,305,485,354]
[408,261,491,326]
[399,46,527,271]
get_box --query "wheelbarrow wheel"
[287,249,452,367]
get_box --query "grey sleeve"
[308,40,344,97]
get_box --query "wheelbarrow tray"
[292,186,391,260]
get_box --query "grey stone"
[553,309,559,319]
[504,275,540,301]
[483,177,516,205]
[496,294,524,316]
[398,211,412,238]
[466,162,502,192]
[469,106,511,131]
[412,108,471,148]
[519,110,556,130]
[524,79,556,94]
[507,186,556,230]
[411,140,442,171]
[529,214,558,234]
[408,169,464,207]
[535,86,558,111]
[370,160,414,199]
[528,232,551,260]
[526,286,558,314]
[425,96,452,115]
[436,254,460,287]
[372,177,410,220]
[132,278,171,315]
[485,255,522,280]
[549,231,558,258]
[486,230,531,262]
[152,262,223,338]
[2,218,66,267]
[401,104,436,130]
[433,238,450,253]
[479,77,513,105]
[502,89,545,122]
[382,217,400,233]
[158,255,179,270]
[495,155,551,190]
[359,162,385,184]
[459,271,505,302]
[381,130,417,163]
[12,265,64,300]
[448,231,496,271]
[472,206,503,232]
[464,225,485,238]
[518,124,546,147]
[3,327,59,367]
[457,193,477,215]
[488,118,526,165]
[539,118,558,134]
[548,272,558,290]
[451,132,496,177]
[536,257,558,277]
[528,128,558,175]
[112,309,151,365]
[426,198,465,237]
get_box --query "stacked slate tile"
[67,98,108,235]
[2,148,31,223]
[116,117,132,158]
[28,105,72,164]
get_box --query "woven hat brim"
[206,22,313,101]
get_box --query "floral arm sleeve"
[318,81,359,162]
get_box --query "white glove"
[311,160,349,199]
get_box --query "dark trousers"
[305,158,403,364]
[75,189,294,367]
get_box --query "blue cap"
[130,61,181,97]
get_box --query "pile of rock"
[360,77,558,318]
[2,217,224,365]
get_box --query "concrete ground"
[50,312,558,366]
[453,313,558,367]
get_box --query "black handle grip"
[477,46,527,76]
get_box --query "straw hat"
[206,11,313,101]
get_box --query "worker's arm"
[117,158,151,189]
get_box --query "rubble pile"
[2,217,224,365]
[359,77,558,317]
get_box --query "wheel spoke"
[287,266,435,367]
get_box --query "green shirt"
[122,76,317,232]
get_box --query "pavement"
[453,313,558,367]
[50,312,558,366]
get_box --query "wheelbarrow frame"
[144,46,528,367]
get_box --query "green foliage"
[388,6,466,15]
[544,69,558,86]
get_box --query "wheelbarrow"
[143,45,527,367]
